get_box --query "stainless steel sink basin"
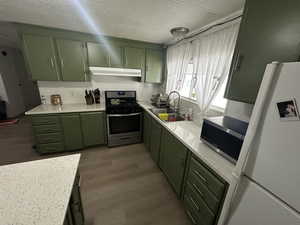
[148,108,185,122]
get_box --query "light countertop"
[25,102,235,183]
[25,103,105,115]
[139,102,235,183]
[0,154,81,225]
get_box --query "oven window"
[109,114,141,134]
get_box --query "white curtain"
[166,42,192,94]
[192,22,240,115]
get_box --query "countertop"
[25,102,235,183]
[0,154,81,225]
[25,103,105,115]
[139,102,235,183]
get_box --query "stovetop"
[105,91,142,114]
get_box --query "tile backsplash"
[38,76,161,104]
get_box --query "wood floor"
[0,117,191,225]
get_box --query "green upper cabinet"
[109,45,123,68]
[56,39,88,81]
[145,49,163,83]
[23,34,60,81]
[149,118,162,164]
[61,114,83,151]
[124,46,145,73]
[225,0,300,104]
[87,42,123,68]
[80,112,106,147]
[87,42,109,67]
[19,24,164,82]
[160,129,188,196]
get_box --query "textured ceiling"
[0,0,244,43]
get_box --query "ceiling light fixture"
[170,27,190,41]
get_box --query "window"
[179,63,196,100]
[178,62,228,110]
[211,76,228,110]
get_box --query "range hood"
[89,67,142,77]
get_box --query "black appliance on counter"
[200,116,249,164]
[105,91,142,147]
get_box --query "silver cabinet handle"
[192,183,204,197]
[50,57,54,68]
[189,196,200,211]
[193,170,207,183]
[107,113,141,117]
[186,210,197,225]
[233,52,244,72]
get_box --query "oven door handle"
[107,113,141,117]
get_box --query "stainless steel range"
[105,91,143,147]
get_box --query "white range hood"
[89,67,142,77]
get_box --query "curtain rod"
[167,14,242,47]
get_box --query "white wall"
[38,76,161,104]
[225,100,253,122]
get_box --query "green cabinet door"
[143,112,152,151]
[87,42,123,68]
[56,39,87,81]
[80,112,106,147]
[87,42,109,67]
[109,45,123,68]
[23,34,60,81]
[149,118,162,164]
[124,47,145,73]
[225,0,300,103]
[160,129,188,196]
[145,49,163,83]
[61,114,83,151]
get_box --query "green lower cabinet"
[149,118,162,164]
[80,112,106,147]
[61,114,84,151]
[31,112,107,154]
[143,112,152,151]
[159,129,188,196]
[183,154,228,225]
[30,115,64,154]
[64,172,85,225]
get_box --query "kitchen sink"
[149,108,185,122]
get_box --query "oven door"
[107,113,142,146]
[107,113,142,135]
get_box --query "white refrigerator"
[227,62,300,225]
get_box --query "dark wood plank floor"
[0,117,191,225]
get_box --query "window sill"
[210,105,225,113]
[181,96,225,113]
[181,96,197,104]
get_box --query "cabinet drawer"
[187,172,220,213]
[37,142,64,153]
[183,195,201,225]
[36,132,63,144]
[34,124,61,134]
[190,157,225,199]
[32,115,59,125]
[185,184,215,225]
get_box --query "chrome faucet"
[167,91,181,113]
